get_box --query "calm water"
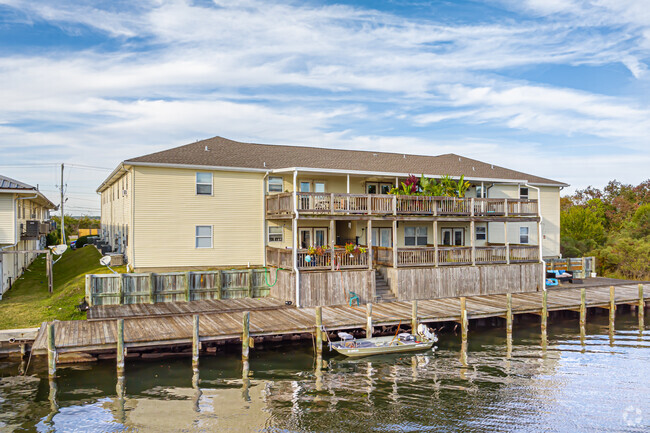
[1,311,649,432]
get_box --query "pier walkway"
[31,282,647,356]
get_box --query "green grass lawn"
[0,246,126,330]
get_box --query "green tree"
[560,206,606,256]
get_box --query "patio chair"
[349,291,360,307]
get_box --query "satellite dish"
[52,244,68,255]
[100,255,118,274]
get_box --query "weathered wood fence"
[85,269,274,306]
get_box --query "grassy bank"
[0,246,125,330]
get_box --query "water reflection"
[0,311,648,432]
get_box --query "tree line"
[561,179,650,280]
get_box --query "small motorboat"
[329,324,438,358]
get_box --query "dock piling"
[47,323,56,379]
[609,285,616,330]
[366,303,373,338]
[315,306,323,356]
[116,319,125,375]
[639,284,644,332]
[579,288,586,342]
[192,314,200,370]
[242,311,250,366]
[506,293,512,358]
[460,297,468,365]
[411,300,418,335]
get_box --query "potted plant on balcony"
[345,242,366,258]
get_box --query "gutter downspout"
[293,170,300,307]
[525,184,546,291]
[262,171,269,267]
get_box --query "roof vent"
[205,146,209,151]
[373,153,377,157]
[491,164,494,169]
[458,157,461,161]
[403,154,406,159]
[263,162,267,167]
[472,167,475,171]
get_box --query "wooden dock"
[31,283,647,356]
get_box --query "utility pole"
[60,163,65,244]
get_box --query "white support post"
[470,220,475,266]
[367,220,373,270]
[293,170,300,307]
[504,221,510,264]
[330,219,336,271]
[392,219,398,268]
[433,220,439,267]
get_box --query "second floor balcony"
[266,192,538,219]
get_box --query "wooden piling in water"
[460,297,468,343]
[411,300,418,335]
[192,314,200,370]
[315,306,323,356]
[366,303,373,338]
[47,323,56,379]
[242,311,250,363]
[506,293,513,336]
[609,285,616,330]
[579,288,586,340]
[116,319,125,375]
[639,284,644,332]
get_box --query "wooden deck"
[32,283,647,356]
[87,297,289,321]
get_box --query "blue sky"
[1,0,649,214]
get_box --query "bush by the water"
[561,180,650,280]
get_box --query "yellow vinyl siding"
[0,194,15,244]
[100,170,132,261]
[133,167,264,269]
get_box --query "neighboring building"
[98,136,567,305]
[0,175,56,297]
[78,228,100,237]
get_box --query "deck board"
[31,283,648,355]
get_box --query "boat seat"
[338,332,354,341]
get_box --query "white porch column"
[433,220,439,267]
[292,170,300,307]
[330,219,335,271]
[470,220,475,266]
[504,221,510,265]
[392,219,398,268]
[367,219,373,270]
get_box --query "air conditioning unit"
[21,220,40,240]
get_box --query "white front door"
[441,228,464,246]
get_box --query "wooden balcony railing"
[270,244,539,270]
[266,192,538,218]
[266,246,369,270]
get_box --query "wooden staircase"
[374,270,396,303]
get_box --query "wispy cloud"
[0,0,649,212]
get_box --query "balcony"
[267,245,539,271]
[266,192,538,218]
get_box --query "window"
[195,226,212,248]
[314,182,326,193]
[300,181,311,192]
[366,183,378,194]
[268,176,283,193]
[380,183,393,194]
[196,172,212,195]
[314,228,327,246]
[520,226,529,244]
[476,185,483,198]
[268,226,283,243]
[476,226,486,241]
[405,226,428,246]
[519,187,529,200]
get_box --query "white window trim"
[196,172,213,196]
[268,226,283,243]
[520,226,529,244]
[268,176,283,193]
[405,226,428,246]
[519,186,529,200]
[475,226,487,241]
[195,225,213,248]
[313,181,327,193]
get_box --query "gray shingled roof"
[0,174,35,190]
[124,136,566,186]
